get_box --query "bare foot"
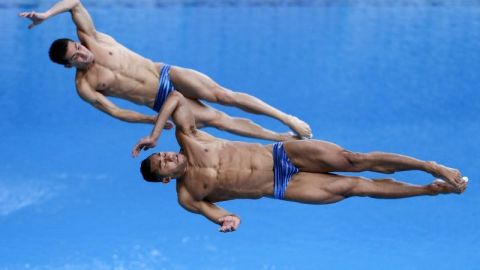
[284,115,312,139]
[429,179,466,195]
[429,162,463,188]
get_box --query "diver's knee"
[206,111,230,130]
[346,177,370,197]
[214,88,237,105]
[342,150,366,169]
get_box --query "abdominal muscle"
[88,42,166,108]
[190,143,276,202]
[206,169,275,202]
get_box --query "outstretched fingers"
[18,11,34,17]
[132,144,150,158]
[131,144,143,158]
[131,137,156,158]
[18,11,45,29]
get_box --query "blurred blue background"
[0,0,479,269]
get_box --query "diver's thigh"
[283,140,346,172]
[170,66,220,100]
[184,98,221,125]
[284,172,346,204]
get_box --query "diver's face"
[150,152,187,182]
[64,41,94,68]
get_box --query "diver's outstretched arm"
[132,91,196,157]
[178,185,241,233]
[19,0,96,38]
[76,79,160,124]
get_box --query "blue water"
[1,1,479,269]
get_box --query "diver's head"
[49,38,94,69]
[140,152,187,183]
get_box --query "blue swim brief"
[273,142,300,200]
[152,64,175,112]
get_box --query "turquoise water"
[1,1,479,269]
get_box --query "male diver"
[133,91,468,232]
[19,0,311,141]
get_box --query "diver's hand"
[132,136,157,158]
[218,215,241,233]
[18,11,48,29]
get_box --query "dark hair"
[49,38,73,65]
[140,154,161,182]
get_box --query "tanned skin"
[132,91,467,233]
[19,0,312,141]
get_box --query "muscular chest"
[93,67,116,92]
[85,57,149,99]
[180,143,222,200]
[181,170,216,201]
[81,44,120,89]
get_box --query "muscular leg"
[184,98,296,141]
[169,66,312,138]
[283,140,465,189]
[284,173,465,205]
